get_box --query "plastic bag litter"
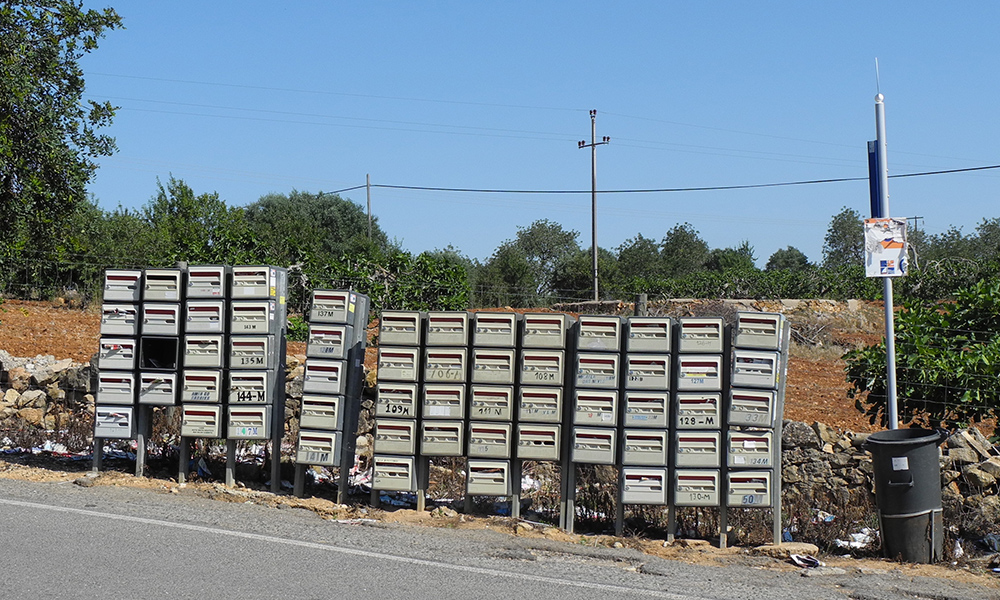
[835,528,877,549]
[790,554,824,568]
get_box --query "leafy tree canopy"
[766,246,811,272]
[660,223,709,277]
[822,207,864,269]
[706,240,757,272]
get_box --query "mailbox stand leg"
[293,463,306,498]
[511,460,522,520]
[92,437,103,474]
[719,507,728,549]
[178,437,190,484]
[614,467,625,537]
[134,406,151,478]
[416,458,428,513]
[666,505,676,544]
[564,463,576,534]
[269,441,281,494]
[225,439,237,487]
[370,484,380,508]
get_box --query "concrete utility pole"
[579,110,610,301]
[366,173,372,241]
[875,93,899,429]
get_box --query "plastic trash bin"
[864,428,946,563]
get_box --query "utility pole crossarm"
[578,109,610,302]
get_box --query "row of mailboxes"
[373,420,564,462]
[104,266,285,303]
[98,335,280,372]
[95,404,272,440]
[621,469,772,507]
[100,301,285,337]
[569,428,776,468]
[98,370,283,405]
[379,312,573,349]
[371,455,516,496]
[377,383,563,423]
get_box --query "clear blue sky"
[79,2,1000,266]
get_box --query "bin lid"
[864,428,945,448]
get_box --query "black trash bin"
[864,428,946,563]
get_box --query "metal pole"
[875,94,899,429]
[366,173,372,241]
[590,111,598,302]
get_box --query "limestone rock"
[17,389,46,409]
[783,421,819,448]
[17,408,45,427]
[962,465,997,489]
[965,495,1000,523]
[6,367,31,393]
[945,447,980,467]
[2,388,20,406]
[812,422,840,445]
[978,456,1000,478]
[941,469,961,486]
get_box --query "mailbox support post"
[134,405,151,477]
[226,439,237,487]
[511,459,522,519]
[92,437,104,473]
[178,437,190,484]
[293,463,306,497]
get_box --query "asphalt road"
[0,478,992,600]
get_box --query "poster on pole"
[864,218,907,277]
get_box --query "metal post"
[178,437,190,484]
[135,406,150,477]
[225,439,237,487]
[875,94,899,429]
[293,463,306,498]
[91,437,103,473]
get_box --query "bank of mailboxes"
[231,266,279,299]
[300,395,344,430]
[677,318,724,353]
[97,372,136,405]
[517,424,560,460]
[470,386,513,421]
[228,371,270,404]
[467,460,511,496]
[227,405,270,439]
[468,422,512,458]
[520,350,565,385]
[230,301,278,334]
[99,338,137,370]
[572,427,616,464]
[728,389,776,427]
[727,471,772,507]
[229,336,275,370]
[377,347,420,382]
[622,429,668,466]
[374,419,417,455]
[306,325,351,359]
[473,312,518,347]
[674,431,721,468]
[521,314,569,348]
[574,390,618,426]
[624,355,670,390]
[471,349,516,384]
[735,313,785,350]
[518,387,562,423]
[424,348,467,383]
[181,371,222,403]
[625,317,672,353]
[622,468,667,504]
[296,430,340,466]
[676,355,722,391]
[94,406,135,438]
[422,385,464,419]
[675,393,721,429]
[138,373,177,405]
[185,301,225,333]
[577,315,622,352]
[100,304,139,336]
[142,303,181,336]
[186,265,227,298]
[376,382,418,418]
[426,312,469,346]
[674,470,720,506]
[143,269,182,301]
[732,350,781,389]
[183,335,224,368]
[421,421,464,456]
[379,311,423,346]
[373,455,417,491]
[727,430,774,468]
[623,392,669,428]
[180,405,221,438]
[303,359,345,395]
[575,353,619,389]
[103,270,143,303]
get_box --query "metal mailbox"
[306,324,351,360]
[625,317,672,353]
[142,303,181,336]
[674,431,722,468]
[575,353,620,389]
[519,349,565,386]
[377,347,420,382]
[296,429,340,466]
[185,300,225,333]
[420,421,464,456]
[103,269,142,303]
[577,315,622,352]
[425,311,469,346]
[94,406,135,439]
[624,354,670,390]
[97,372,136,405]
[673,469,721,506]
[518,387,563,423]
[421,384,464,419]
[572,427,616,465]
[621,468,667,505]
[728,388,777,428]
[373,455,417,492]
[521,313,569,349]
[378,311,423,346]
[473,312,518,347]
[678,317,724,354]
[228,335,274,370]
[423,348,467,383]
[374,419,417,455]
[467,422,512,459]
[143,269,182,301]
[727,471,772,507]
[735,312,785,350]
[300,394,344,430]
[181,370,223,404]
[183,335,224,369]
[138,372,178,406]
[227,371,271,404]
[186,265,227,298]
[675,393,722,429]
[227,405,271,439]
[376,382,419,418]
[471,348,516,385]
[229,301,277,335]
[727,430,775,468]
[466,460,511,496]
[230,266,278,299]
[623,392,669,428]
[573,389,618,427]
[622,429,668,466]
[100,304,139,336]
[732,350,781,389]
[180,405,222,438]
[676,355,723,392]
[516,424,560,461]
[309,290,352,324]
[99,338,137,371]
[303,359,346,395]
[469,385,514,421]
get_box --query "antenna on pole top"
[875,57,881,96]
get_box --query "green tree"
[551,246,619,301]
[0,1,122,256]
[475,243,538,307]
[975,217,1000,262]
[765,246,811,271]
[616,234,663,280]
[660,223,709,277]
[822,207,864,269]
[706,240,757,272]
[921,225,977,263]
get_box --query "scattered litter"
[196,458,212,478]
[952,539,964,560]
[834,528,877,549]
[336,518,378,525]
[379,492,417,508]
[790,554,824,568]
[980,534,1000,553]
[811,510,836,524]
[782,528,794,542]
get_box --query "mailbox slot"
[181,370,223,404]
[471,348,516,385]
[469,385,514,421]
[674,431,721,468]
[728,388,777,428]
[228,371,270,404]
[573,389,618,427]
[420,421,464,456]
[735,312,784,350]
[572,427,616,465]
[575,353,620,389]
[138,372,178,406]
[373,455,417,492]
[230,301,275,334]
[467,421,512,459]
[621,467,667,505]
[94,406,135,439]
[228,336,273,370]
[466,460,511,496]
[521,314,569,349]
[98,338,137,371]
[622,429,668,466]
[296,429,341,466]
[183,335,224,369]
[473,312,518,347]
[727,430,774,468]
[675,393,722,429]
[103,269,142,303]
[306,324,351,360]
[676,355,723,391]
[518,387,563,423]
[424,348,467,383]
[376,382,419,418]
[310,290,351,324]
[300,394,344,430]
[727,471,773,507]
[303,359,346,395]
[425,311,470,346]
[227,405,271,439]
[374,419,417,455]
[180,404,222,438]
[678,317,724,353]
[97,372,136,405]
[625,317,672,353]
[674,469,721,506]
[624,354,670,390]
[100,304,139,336]
[732,350,781,389]
[185,300,226,333]
[143,269,181,301]
[519,349,565,386]
[377,347,420,382]
[623,392,669,428]
[516,424,560,461]
[186,265,227,298]
[142,303,181,336]
[421,384,464,420]
[231,266,274,299]
[577,315,622,352]
[378,311,423,346]
[138,337,179,371]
